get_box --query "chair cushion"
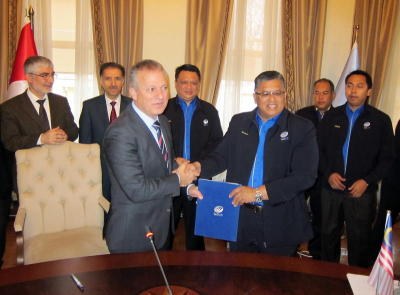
[24,226,109,265]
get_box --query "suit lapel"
[159,116,173,172]
[98,95,110,128]
[20,92,45,130]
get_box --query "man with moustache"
[103,60,199,253]
[296,78,336,259]
[163,64,223,250]
[318,70,394,267]
[79,62,131,201]
[1,56,78,153]
[190,71,318,256]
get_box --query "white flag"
[333,41,360,107]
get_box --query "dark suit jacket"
[296,105,334,130]
[200,109,317,247]
[79,95,131,199]
[0,91,78,152]
[103,105,180,253]
[163,97,223,161]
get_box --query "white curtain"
[216,0,283,131]
[73,0,98,119]
[378,4,400,129]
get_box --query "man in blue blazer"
[103,60,199,253]
[79,62,131,200]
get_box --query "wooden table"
[0,251,369,294]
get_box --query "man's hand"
[188,185,203,199]
[348,179,368,198]
[173,162,199,187]
[229,185,268,206]
[40,127,68,145]
[328,173,346,191]
[190,161,201,175]
[175,157,189,166]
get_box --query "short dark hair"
[345,70,372,89]
[175,64,201,81]
[24,56,53,74]
[129,59,167,88]
[100,62,125,77]
[254,71,285,90]
[313,78,335,92]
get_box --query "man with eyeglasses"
[189,71,318,256]
[163,64,223,250]
[295,78,336,260]
[1,55,78,153]
[79,62,131,201]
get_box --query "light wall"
[143,0,187,97]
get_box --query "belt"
[244,203,263,213]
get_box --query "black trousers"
[305,179,322,259]
[171,188,205,250]
[229,206,297,256]
[0,197,11,264]
[370,180,400,262]
[320,188,376,267]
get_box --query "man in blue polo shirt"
[318,70,394,267]
[163,64,223,250]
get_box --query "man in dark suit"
[0,122,13,268]
[79,62,131,200]
[295,78,335,260]
[163,64,223,250]
[190,71,318,256]
[1,56,78,153]
[103,60,199,253]
[318,70,394,267]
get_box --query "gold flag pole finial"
[354,25,359,42]
[27,6,35,31]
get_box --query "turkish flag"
[7,23,38,100]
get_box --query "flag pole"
[354,24,359,43]
[27,6,34,31]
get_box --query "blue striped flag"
[368,211,394,295]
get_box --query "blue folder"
[194,179,241,242]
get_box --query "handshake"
[173,158,201,187]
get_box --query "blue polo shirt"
[342,103,364,174]
[178,97,198,160]
[248,110,281,205]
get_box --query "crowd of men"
[0,55,398,269]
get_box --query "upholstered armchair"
[14,142,110,265]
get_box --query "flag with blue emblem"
[368,211,394,295]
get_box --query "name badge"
[280,131,289,141]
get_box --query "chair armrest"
[14,207,26,232]
[98,196,110,213]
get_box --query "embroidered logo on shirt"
[363,121,371,129]
[213,205,224,217]
[203,119,209,126]
[280,131,289,141]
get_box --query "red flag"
[7,23,38,100]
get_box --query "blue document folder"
[195,179,241,242]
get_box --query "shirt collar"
[255,110,282,127]
[105,94,121,104]
[345,103,364,116]
[177,96,198,108]
[131,102,159,128]
[27,89,48,104]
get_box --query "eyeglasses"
[254,90,285,98]
[29,72,57,79]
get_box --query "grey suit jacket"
[79,94,131,200]
[103,105,180,253]
[1,91,78,152]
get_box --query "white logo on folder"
[214,206,224,216]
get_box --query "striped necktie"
[152,121,169,167]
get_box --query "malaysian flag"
[368,211,394,295]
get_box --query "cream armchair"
[14,142,110,265]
